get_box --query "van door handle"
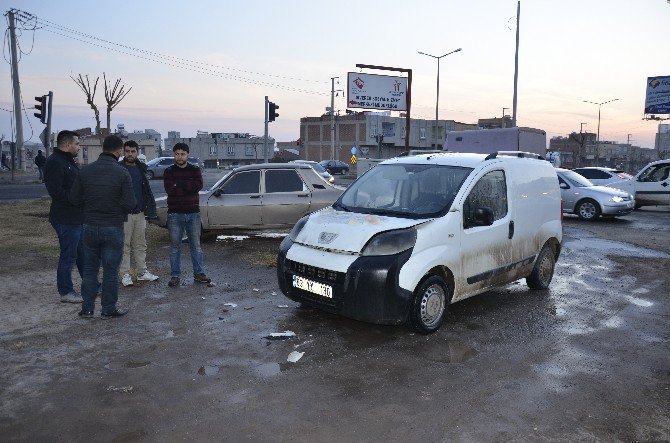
[249,195,260,199]
[508,220,515,239]
[297,194,309,197]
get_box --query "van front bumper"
[276,238,414,325]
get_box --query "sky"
[1,0,668,149]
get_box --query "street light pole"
[583,98,618,167]
[418,48,461,148]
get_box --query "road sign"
[347,72,407,111]
[351,146,357,155]
[350,154,357,165]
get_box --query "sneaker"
[78,310,94,318]
[60,292,81,303]
[101,308,128,319]
[194,273,211,284]
[168,277,180,287]
[137,271,159,282]
[121,273,134,287]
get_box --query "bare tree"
[71,74,101,134]
[103,73,132,131]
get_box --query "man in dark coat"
[119,140,159,286]
[43,131,84,303]
[34,150,46,182]
[69,135,136,319]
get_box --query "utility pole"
[512,1,520,127]
[627,133,632,145]
[7,9,25,171]
[330,77,338,160]
[263,96,269,163]
[46,91,53,155]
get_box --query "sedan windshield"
[337,164,472,218]
[562,170,594,187]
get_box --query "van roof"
[381,152,547,169]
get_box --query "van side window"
[639,164,670,182]
[463,170,508,228]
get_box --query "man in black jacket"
[70,135,136,319]
[43,131,84,304]
[34,149,46,182]
[119,140,159,286]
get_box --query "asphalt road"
[1,205,669,440]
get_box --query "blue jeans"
[81,224,124,314]
[168,212,204,277]
[51,222,84,296]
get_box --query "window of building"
[245,147,255,156]
[419,127,426,140]
[370,126,378,137]
[222,171,260,194]
[463,170,508,228]
[209,146,217,156]
[265,169,307,193]
[227,146,234,156]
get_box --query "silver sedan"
[151,163,344,231]
[556,168,635,220]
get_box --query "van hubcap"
[538,253,554,284]
[420,284,445,328]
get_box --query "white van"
[277,152,563,334]
[602,159,670,208]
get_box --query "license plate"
[292,275,333,299]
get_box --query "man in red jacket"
[164,142,211,287]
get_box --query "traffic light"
[268,101,279,122]
[34,95,48,124]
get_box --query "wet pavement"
[1,208,669,441]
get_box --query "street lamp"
[418,47,462,147]
[583,98,618,166]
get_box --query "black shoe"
[101,308,128,319]
[194,273,211,284]
[78,310,94,318]
[168,277,180,287]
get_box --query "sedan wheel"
[576,199,601,220]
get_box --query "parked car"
[595,160,670,208]
[145,156,203,179]
[278,152,563,334]
[319,159,350,175]
[289,160,335,184]
[572,167,634,187]
[556,168,635,220]
[151,163,344,231]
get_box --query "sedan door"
[558,174,576,211]
[261,169,311,226]
[207,170,262,227]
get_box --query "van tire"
[576,199,601,220]
[408,275,451,334]
[526,245,555,290]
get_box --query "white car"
[572,167,633,187]
[277,152,562,334]
[580,160,670,208]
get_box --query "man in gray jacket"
[70,135,136,319]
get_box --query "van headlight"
[288,215,309,241]
[361,228,417,256]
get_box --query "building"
[478,115,513,129]
[655,124,670,159]
[164,131,275,168]
[299,113,477,161]
[549,131,657,173]
[73,127,161,165]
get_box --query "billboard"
[644,75,670,114]
[347,72,407,111]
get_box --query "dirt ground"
[1,201,669,442]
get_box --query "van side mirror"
[472,207,494,226]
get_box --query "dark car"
[319,160,350,175]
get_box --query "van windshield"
[336,164,472,219]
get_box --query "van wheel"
[576,199,601,220]
[408,275,451,334]
[526,245,555,290]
